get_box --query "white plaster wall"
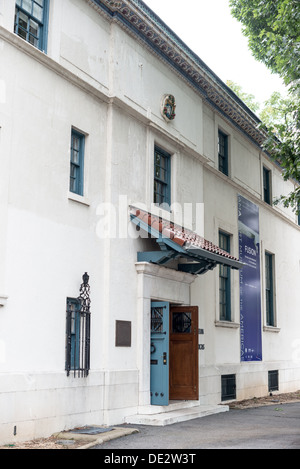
[203,105,215,164]
[0,0,300,442]
[260,207,300,362]
[58,0,111,92]
[192,161,300,404]
[0,0,14,31]
[0,0,296,225]
[0,27,140,443]
[0,36,109,371]
[231,135,261,197]
[0,371,106,443]
[110,24,204,154]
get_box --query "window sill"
[215,320,239,329]
[263,325,280,333]
[68,192,90,206]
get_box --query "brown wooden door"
[169,306,198,400]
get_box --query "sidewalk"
[2,391,300,449]
[92,401,300,450]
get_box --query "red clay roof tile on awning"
[130,206,242,270]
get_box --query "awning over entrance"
[130,206,243,275]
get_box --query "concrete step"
[126,404,229,426]
[137,400,201,415]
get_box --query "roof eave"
[130,207,244,272]
[186,247,244,270]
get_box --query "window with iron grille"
[65,273,91,377]
[218,130,229,176]
[221,374,236,401]
[219,231,231,321]
[14,0,49,52]
[268,370,279,392]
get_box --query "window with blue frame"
[70,129,85,196]
[219,231,231,321]
[263,166,271,205]
[218,130,229,176]
[66,298,81,374]
[14,0,49,52]
[154,146,171,208]
[65,274,91,378]
[265,252,275,326]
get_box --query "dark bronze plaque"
[115,320,131,347]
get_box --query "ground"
[0,435,88,450]
[228,390,300,409]
[1,390,300,449]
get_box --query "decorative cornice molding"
[105,0,123,9]
[87,0,267,149]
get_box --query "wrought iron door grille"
[66,273,91,377]
[172,312,192,333]
[151,307,164,333]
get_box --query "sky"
[142,0,287,110]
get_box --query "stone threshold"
[125,400,229,426]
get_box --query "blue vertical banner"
[238,195,262,362]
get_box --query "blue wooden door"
[150,301,169,405]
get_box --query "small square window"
[268,370,279,392]
[221,374,236,401]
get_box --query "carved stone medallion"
[161,94,176,122]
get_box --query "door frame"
[135,262,196,408]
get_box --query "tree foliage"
[229,0,300,88]
[229,0,300,212]
[226,80,260,113]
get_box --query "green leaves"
[229,0,300,86]
[226,80,260,113]
[229,0,300,212]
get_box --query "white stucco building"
[0,0,300,444]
